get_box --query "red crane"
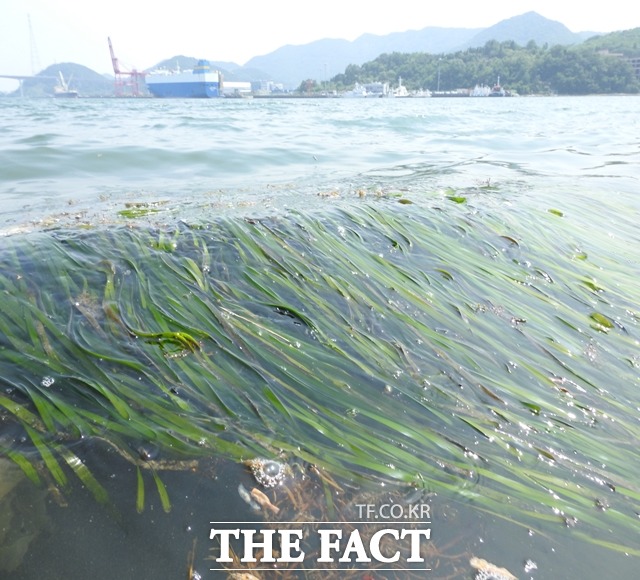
[108,37,146,97]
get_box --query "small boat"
[412,88,432,98]
[388,77,410,98]
[342,83,371,98]
[54,72,79,98]
[470,84,491,97]
[342,81,388,98]
[489,77,506,97]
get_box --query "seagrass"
[1,193,639,555]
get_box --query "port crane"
[108,37,146,96]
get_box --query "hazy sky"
[1,1,637,91]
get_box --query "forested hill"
[10,63,113,97]
[329,35,640,95]
[247,11,597,88]
[582,28,640,55]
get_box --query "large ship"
[145,60,222,98]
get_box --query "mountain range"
[6,12,604,96]
[236,11,599,87]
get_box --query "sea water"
[2,96,636,232]
[1,95,639,579]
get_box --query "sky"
[1,1,638,91]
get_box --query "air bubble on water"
[41,376,54,387]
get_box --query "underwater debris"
[244,458,290,488]
[237,484,260,512]
[250,488,280,515]
[470,556,518,580]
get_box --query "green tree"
[329,36,640,95]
